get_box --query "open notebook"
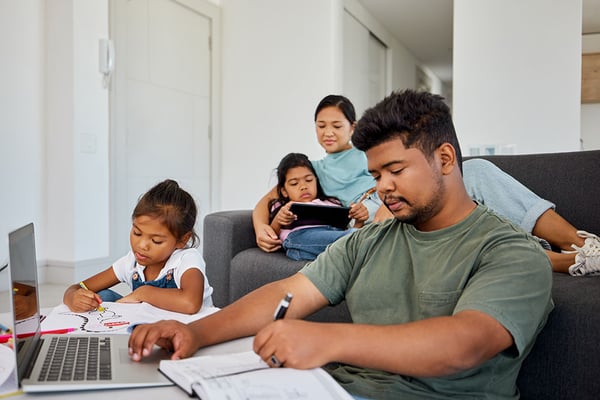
[7,223,172,393]
[159,350,354,399]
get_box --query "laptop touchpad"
[119,346,172,364]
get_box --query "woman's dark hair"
[132,179,199,247]
[314,94,357,124]
[353,90,463,171]
[268,153,340,222]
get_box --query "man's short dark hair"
[352,90,462,169]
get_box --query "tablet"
[289,203,351,229]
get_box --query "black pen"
[273,293,293,320]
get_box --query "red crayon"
[0,327,75,343]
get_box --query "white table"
[9,336,255,400]
[0,307,254,399]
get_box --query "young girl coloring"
[63,179,213,314]
[269,153,366,261]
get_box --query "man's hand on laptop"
[128,320,198,361]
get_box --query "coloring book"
[41,302,219,334]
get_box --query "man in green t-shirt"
[129,90,553,400]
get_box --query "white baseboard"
[40,257,111,285]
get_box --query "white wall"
[44,0,110,282]
[581,33,600,150]
[583,33,600,53]
[72,2,110,261]
[219,0,430,211]
[45,0,74,265]
[0,0,45,289]
[453,0,582,155]
[344,0,432,97]
[219,0,341,211]
[0,0,592,286]
[0,0,109,285]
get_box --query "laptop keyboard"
[38,336,112,382]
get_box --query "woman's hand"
[349,202,369,228]
[256,223,283,252]
[373,204,394,222]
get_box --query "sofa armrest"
[203,210,256,307]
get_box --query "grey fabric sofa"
[203,150,600,400]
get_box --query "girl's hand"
[64,284,103,312]
[63,267,119,312]
[274,203,297,227]
[120,270,204,314]
[349,202,368,228]
[118,286,149,304]
[116,293,142,304]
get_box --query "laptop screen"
[8,223,42,382]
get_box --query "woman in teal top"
[310,95,381,219]
[253,95,380,253]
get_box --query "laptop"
[7,222,172,392]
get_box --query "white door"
[110,0,218,259]
[343,10,387,117]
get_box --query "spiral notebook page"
[159,351,353,400]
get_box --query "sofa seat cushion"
[230,248,305,301]
[230,248,351,322]
[517,272,600,399]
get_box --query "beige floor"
[38,283,68,308]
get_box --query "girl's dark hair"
[268,153,340,222]
[132,179,199,247]
[353,90,463,172]
[314,94,357,124]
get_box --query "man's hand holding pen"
[253,304,339,371]
[256,292,346,370]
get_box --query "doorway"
[109,0,220,259]
[343,10,388,117]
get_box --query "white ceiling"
[358,0,600,83]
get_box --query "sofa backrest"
[465,150,600,236]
